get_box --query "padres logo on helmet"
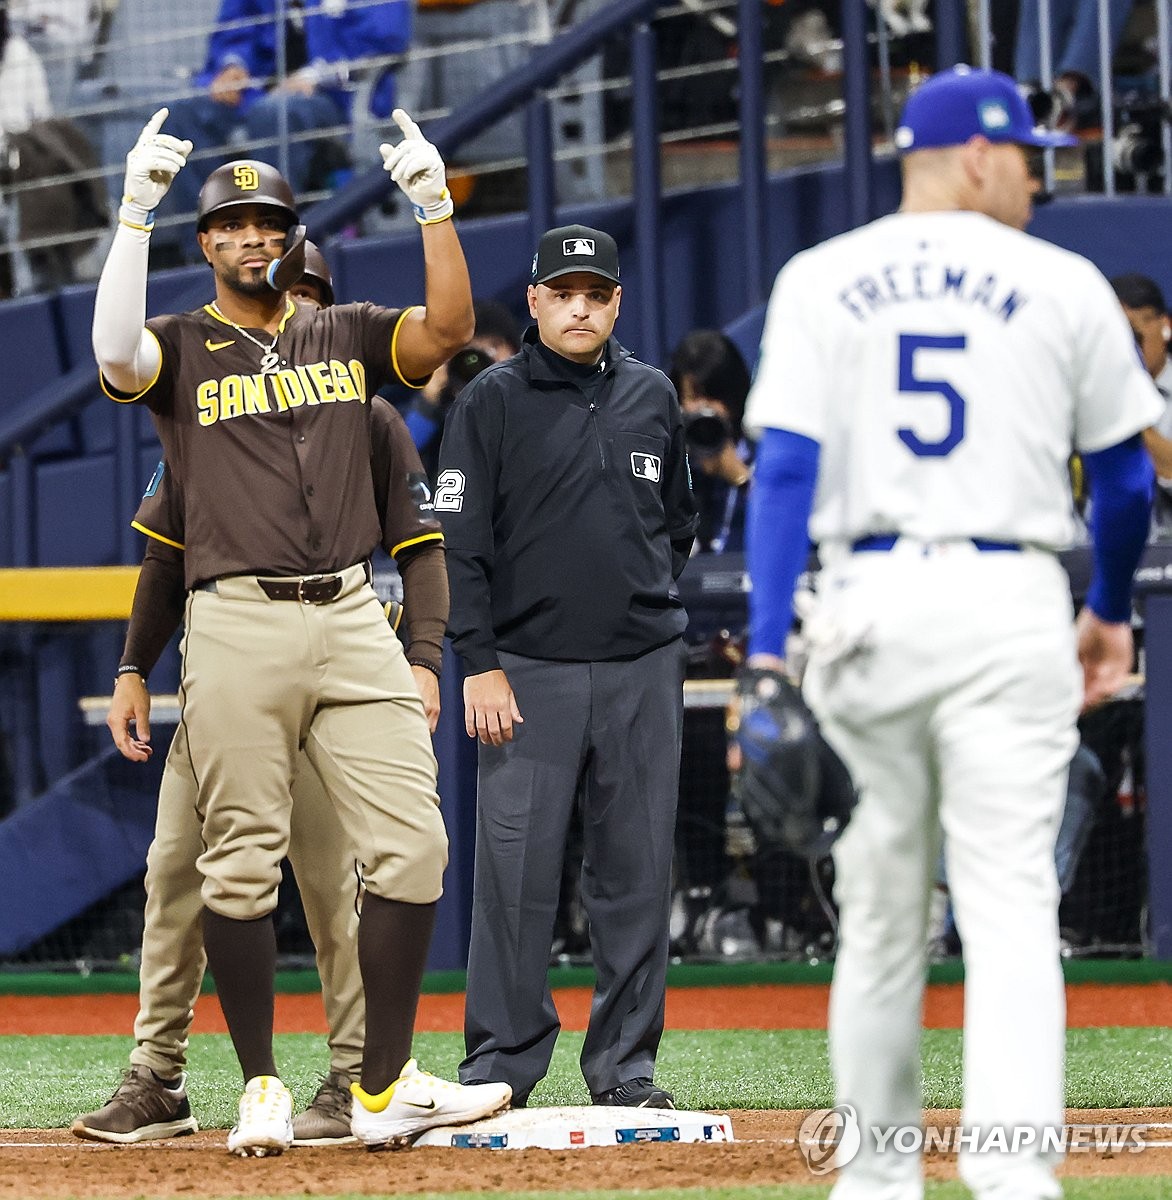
[196,159,298,232]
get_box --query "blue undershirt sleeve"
[746,427,820,658]
[1082,433,1155,623]
[405,406,440,452]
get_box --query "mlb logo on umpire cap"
[531,224,621,286]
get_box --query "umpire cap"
[531,224,620,286]
[301,240,334,307]
[196,160,298,232]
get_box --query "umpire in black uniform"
[439,225,698,1108]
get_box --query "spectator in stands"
[157,0,412,259]
[1,9,107,296]
[1014,0,1135,129]
[7,0,95,110]
[671,330,753,554]
[0,8,51,140]
[402,299,522,483]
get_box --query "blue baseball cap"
[895,65,1079,152]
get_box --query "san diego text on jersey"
[196,359,371,425]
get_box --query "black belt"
[851,534,1021,553]
[257,573,343,603]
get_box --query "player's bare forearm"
[396,221,474,378]
[107,673,153,762]
[1076,606,1134,711]
[463,668,523,746]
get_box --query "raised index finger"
[141,107,170,138]
[392,108,422,141]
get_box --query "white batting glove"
[380,109,453,225]
[120,108,193,231]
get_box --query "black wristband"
[115,664,146,684]
[407,657,441,680]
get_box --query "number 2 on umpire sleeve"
[433,468,466,512]
[896,333,967,457]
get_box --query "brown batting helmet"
[196,160,298,231]
[301,240,335,307]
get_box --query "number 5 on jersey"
[897,332,967,458]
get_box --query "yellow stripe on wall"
[0,567,140,621]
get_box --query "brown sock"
[201,908,277,1083]
[358,895,437,1093]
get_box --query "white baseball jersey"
[744,210,1165,550]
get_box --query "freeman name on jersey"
[838,262,1028,324]
[196,358,370,426]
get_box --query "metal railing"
[9,0,1172,470]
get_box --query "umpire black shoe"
[592,1078,675,1109]
[70,1066,199,1143]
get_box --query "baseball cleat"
[292,1070,357,1146]
[227,1075,293,1157]
[70,1065,199,1143]
[591,1078,676,1108]
[350,1059,512,1151]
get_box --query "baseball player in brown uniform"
[73,252,450,1147]
[91,107,510,1154]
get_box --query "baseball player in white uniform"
[742,67,1162,1200]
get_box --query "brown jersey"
[103,299,425,588]
[133,397,443,565]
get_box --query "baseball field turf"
[1,964,1169,1198]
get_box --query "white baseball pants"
[804,541,1079,1200]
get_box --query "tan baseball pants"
[130,724,364,1078]
[180,563,447,918]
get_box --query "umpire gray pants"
[460,638,686,1099]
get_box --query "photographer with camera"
[406,299,522,482]
[671,330,754,554]
[668,330,826,960]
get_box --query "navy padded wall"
[36,453,118,566]
[2,295,75,459]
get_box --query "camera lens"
[449,346,494,387]
[1113,123,1162,176]
[683,406,731,459]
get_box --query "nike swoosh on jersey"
[205,338,235,351]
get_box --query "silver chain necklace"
[210,303,282,374]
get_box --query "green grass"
[63,1183,1172,1200]
[5,957,1172,995]
[5,1026,1170,1131]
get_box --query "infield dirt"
[2,984,1167,1196]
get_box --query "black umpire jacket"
[439,328,699,675]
